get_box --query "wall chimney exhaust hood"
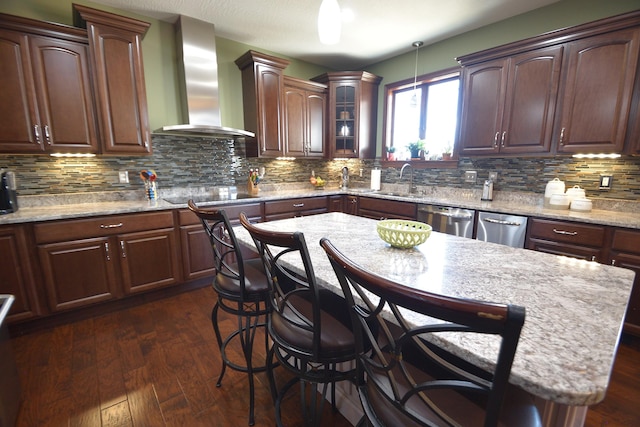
[156,16,254,139]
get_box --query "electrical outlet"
[464,170,477,184]
[118,170,129,184]
[599,175,613,189]
[488,171,498,182]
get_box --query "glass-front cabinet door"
[334,83,358,156]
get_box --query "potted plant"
[442,143,453,160]
[407,140,425,159]
[386,146,396,161]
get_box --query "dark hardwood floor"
[9,285,640,426]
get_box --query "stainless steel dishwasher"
[417,205,475,238]
[476,211,528,248]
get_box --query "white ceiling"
[90,0,560,69]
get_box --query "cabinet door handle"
[120,240,127,258]
[552,228,578,236]
[611,259,616,266]
[100,222,123,229]
[44,125,51,145]
[559,127,565,145]
[34,125,41,143]
[105,242,111,261]
[591,256,596,262]
[493,131,500,148]
[293,203,305,208]
[500,131,506,147]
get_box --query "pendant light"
[410,41,423,107]
[318,0,341,45]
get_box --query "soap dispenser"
[481,179,493,201]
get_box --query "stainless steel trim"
[155,16,253,138]
[482,217,521,226]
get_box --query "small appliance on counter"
[0,170,18,214]
[481,179,494,201]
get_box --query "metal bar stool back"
[239,213,358,427]
[188,201,271,426]
[321,238,541,427]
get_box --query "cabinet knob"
[611,259,616,266]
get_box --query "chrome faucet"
[400,163,415,194]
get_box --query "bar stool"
[188,201,271,426]
[239,213,358,427]
[321,238,542,427]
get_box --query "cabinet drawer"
[611,228,640,255]
[264,197,328,215]
[527,218,605,247]
[358,197,417,218]
[178,202,263,225]
[34,211,175,243]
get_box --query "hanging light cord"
[413,41,422,92]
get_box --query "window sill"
[380,159,458,169]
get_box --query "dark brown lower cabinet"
[358,196,417,220]
[178,202,263,281]
[34,211,180,313]
[0,225,40,322]
[609,228,640,337]
[264,196,328,221]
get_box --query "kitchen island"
[233,212,635,427]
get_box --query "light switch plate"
[599,175,612,189]
[118,170,129,184]
[464,170,477,183]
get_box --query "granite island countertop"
[233,212,636,408]
[0,185,638,230]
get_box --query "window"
[384,68,460,161]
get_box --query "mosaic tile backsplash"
[1,135,639,201]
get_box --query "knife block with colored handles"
[247,178,259,196]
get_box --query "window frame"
[382,66,461,167]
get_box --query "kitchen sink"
[163,194,257,205]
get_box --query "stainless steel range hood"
[156,16,254,138]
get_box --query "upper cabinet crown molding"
[456,10,640,65]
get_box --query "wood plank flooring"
[9,285,640,426]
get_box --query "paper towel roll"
[370,169,381,190]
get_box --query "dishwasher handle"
[482,217,522,226]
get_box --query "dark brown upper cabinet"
[0,16,99,154]
[459,46,563,156]
[458,10,640,156]
[283,76,327,158]
[312,71,382,159]
[236,50,290,158]
[74,5,152,155]
[554,27,640,154]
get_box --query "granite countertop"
[233,212,635,407]
[0,184,638,229]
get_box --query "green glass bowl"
[376,219,432,248]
